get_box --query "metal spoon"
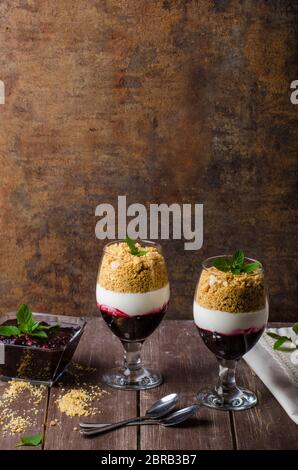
[80,393,178,431]
[80,404,199,436]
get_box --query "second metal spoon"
[80,393,178,431]
[80,404,199,436]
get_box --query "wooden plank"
[0,379,48,450]
[140,320,234,450]
[44,317,137,450]
[233,324,298,450]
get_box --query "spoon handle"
[79,416,147,433]
[80,420,159,436]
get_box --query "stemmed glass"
[193,255,269,410]
[96,239,170,390]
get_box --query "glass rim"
[201,254,263,275]
[102,239,162,254]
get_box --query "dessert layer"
[195,267,266,313]
[97,284,170,317]
[98,242,168,293]
[193,301,268,335]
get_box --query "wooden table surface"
[0,319,297,450]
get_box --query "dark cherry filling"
[0,320,81,383]
[0,320,78,349]
[196,325,265,360]
[98,303,168,342]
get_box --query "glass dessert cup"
[193,255,269,411]
[97,240,170,390]
[0,313,86,386]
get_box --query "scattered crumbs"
[50,420,56,427]
[56,385,108,417]
[73,427,78,431]
[0,380,45,436]
[3,416,31,434]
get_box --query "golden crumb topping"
[98,242,168,293]
[195,267,266,313]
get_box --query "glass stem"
[216,358,240,401]
[122,341,143,371]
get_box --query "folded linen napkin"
[244,327,298,424]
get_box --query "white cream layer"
[96,284,170,317]
[193,301,268,335]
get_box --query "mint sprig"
[213,250,261,275]
[267,332,291,350]
[0,304,59,339]
[125,236,147,257]
[267,324,298,351]
[16,432,43,447]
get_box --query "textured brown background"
[0,1,297,321]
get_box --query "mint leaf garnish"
[30,330,48,339]
[17,304,35,332]
[213,257,232,272]
[125,236,147,257]
[266,332,286,341]
[213,250,261,275]
[267,332,293,351]
[16,432,43,447]
[242,262,261,273]
[0,326,21,336]
[37,323,59,331]
[232,250,244,269]
[267,325,298,353]
[0,304,60,340]
[273,337,290,350]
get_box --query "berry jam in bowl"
[0,311,86,386]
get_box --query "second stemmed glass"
[96,239,170,390]
[193,255,269,411]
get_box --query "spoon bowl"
[146,393,178,418]
[161,404,199,426]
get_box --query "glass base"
[197,387,258,411]
[103,366,163,390]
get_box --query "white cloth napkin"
[244,327,298,424]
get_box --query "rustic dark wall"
[0,1,297,321]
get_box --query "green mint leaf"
[30,330,48,339]
[17,304,35,333]
[125,236,147,256]
[37,323,59,331]
[213,251,261,275]
[267,332,290,341]
[0,325,21,337]
[30,321,40,332]
[273,337,289,350]
[242,262,261,273]
[232,250,244,269]
[231,268,241,275]
[135,250,147,257]
[16,432,43,447]
[213,257,232,272]
[125,235,139,255]
[292,323,298,335]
